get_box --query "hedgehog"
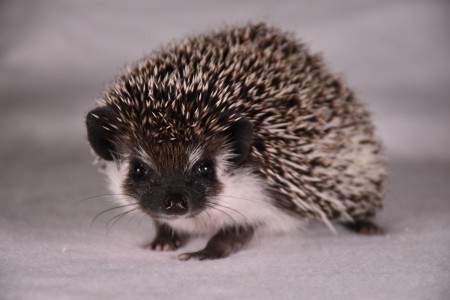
[86,23,386,260]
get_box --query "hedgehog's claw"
[178,225,254,261]
[145,224,183,251]
[148,239,180,251]
[178,247,229,261]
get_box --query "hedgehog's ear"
[226,118,253,165]
[86,106,119,161]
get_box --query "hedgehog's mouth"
[142,208,203,221]
[140,209,181,220]
[138,206,179,219]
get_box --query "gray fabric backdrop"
[1,1,449,299]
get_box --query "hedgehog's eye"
[193,160,214,178]
[130,159,150,181]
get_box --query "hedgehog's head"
[86,105,254,221]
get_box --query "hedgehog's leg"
[178,226,254,261]
[342,219,384,235]
[145,223,186,251]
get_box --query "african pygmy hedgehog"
[86,23,386,260]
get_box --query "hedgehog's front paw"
[178,247,230,261]
[145,224,183,251]
[148,235,181,251]
[178,225,254,261]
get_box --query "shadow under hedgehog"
[86,23,386,260]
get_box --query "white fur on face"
[101,151,302,236]
[102,160,135,206]
[165,153,302,235]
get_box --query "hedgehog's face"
[120,146,222,218]
[86,106,254,220]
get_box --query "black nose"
[164,193,188,215]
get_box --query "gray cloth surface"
[1,1,449,299]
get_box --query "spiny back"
[100,23,383,222]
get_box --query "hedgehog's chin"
[146,213,181,221]
[143,210,196,221]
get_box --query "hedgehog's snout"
[163,192,189,215]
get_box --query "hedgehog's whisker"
[90,202,139,227]
[78,193,135,203]
[106,207,140,230]
[196,207,213,229]
[204,203,238,225]
[208,201,249,223]
[203,208,213,228]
